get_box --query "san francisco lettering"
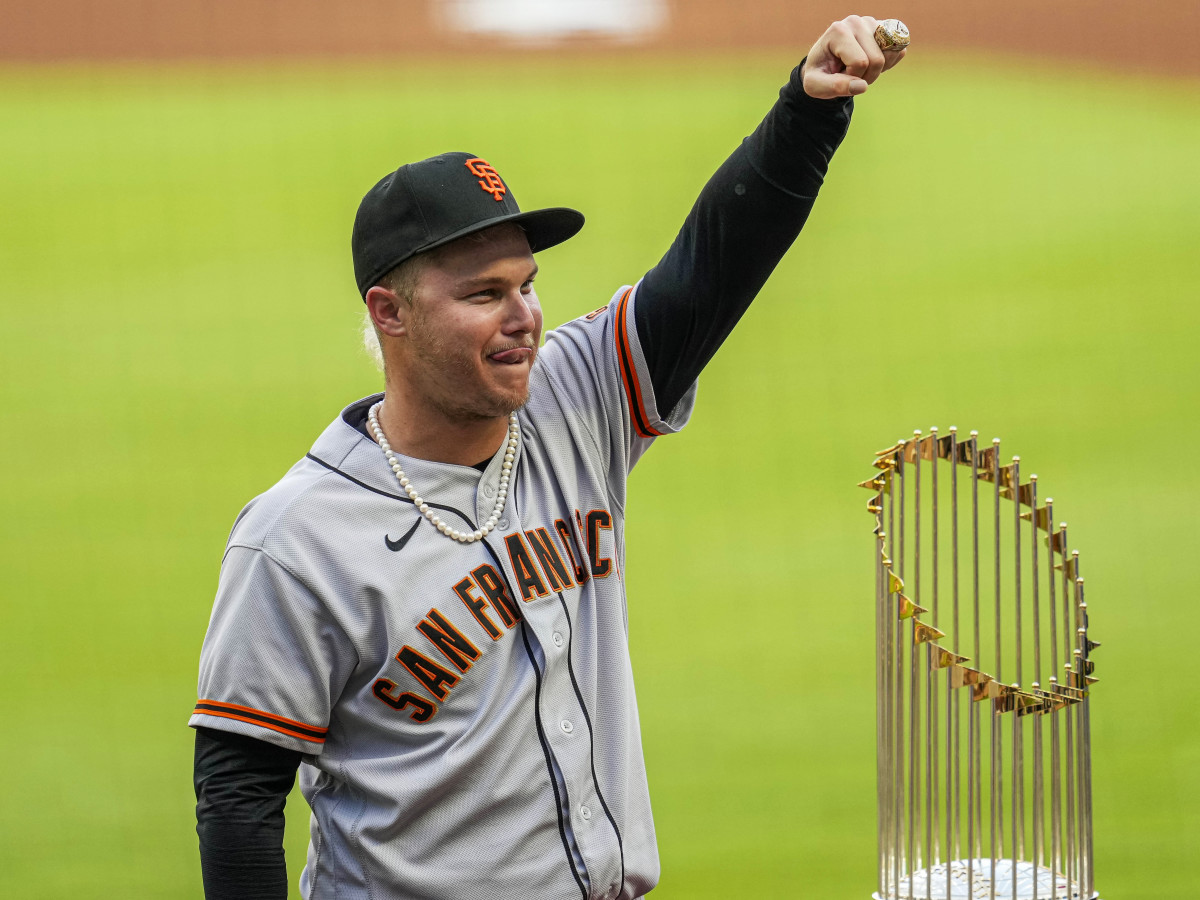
[371,510,613,721]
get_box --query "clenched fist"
[802,15,907,99]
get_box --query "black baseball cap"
[352,151,585,298]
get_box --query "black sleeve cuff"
[742,60,854,197]
[194,727,302,900]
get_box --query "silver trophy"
[862,429,1099,900]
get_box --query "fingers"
[803,63,868,101]
[807,72,870,100]
[830,16,887,84]
[882,47,907,72]
[802,14,906,99]
[870,48,906,88]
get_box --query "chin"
[448,384,530,421]
[490,387,531,417]
[481,372,532,416]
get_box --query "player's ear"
[365,286,408,338]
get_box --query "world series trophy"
[861,429,1100,900]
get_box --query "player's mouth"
[486,346,534,365]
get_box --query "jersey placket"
[481,444,624,900]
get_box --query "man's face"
[402,225,542,422]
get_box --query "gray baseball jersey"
[190,281,695,900]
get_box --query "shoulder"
[226,456,339,553]
[542,287,629,352]
[532,285,633,388]
[225,395,387,557]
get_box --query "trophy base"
[872,858,1098,900]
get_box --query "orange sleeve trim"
[193,699,328,744]
[613,287,662,439]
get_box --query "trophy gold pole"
[863,429,1101,900]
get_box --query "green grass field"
[1,51,1197,897]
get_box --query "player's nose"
[501,287,538,335]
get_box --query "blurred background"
[1,1,1197,896]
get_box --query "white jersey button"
[579,804,592,820]
[498,519,509,530]
[559,719,574,735]
[552,632,564,647]
[482,484,495,498]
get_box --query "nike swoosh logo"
[385,518,421,552]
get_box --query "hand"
[802,15,907,99]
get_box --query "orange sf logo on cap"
[465,158,506,202]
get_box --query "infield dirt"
[3,0,1195,75]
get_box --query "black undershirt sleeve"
[634,62,854,415]
[194,726,303,900]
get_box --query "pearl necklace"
[367,400,517,544]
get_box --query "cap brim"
[511,207,586,253]
[419,206,585,258]
[358,206,584,298]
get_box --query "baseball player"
[191,17,906,900]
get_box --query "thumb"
[804,71,870,99]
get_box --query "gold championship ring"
[874,19,910,51]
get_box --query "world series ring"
[874,19,910,51]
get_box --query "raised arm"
[635,16,906,414]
